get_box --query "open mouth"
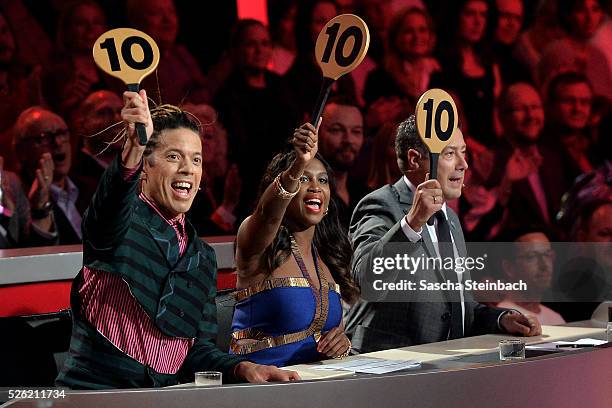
[449,176,462,186]
[171,180,193,198]
[304,198,322,213]
[53,153,67,163]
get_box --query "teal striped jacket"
[56,157,243,389]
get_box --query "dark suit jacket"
[487,143,568,232]
[57,157,242,389]
[345,178,506,353]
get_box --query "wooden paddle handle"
[127,83,148,146]
[427,152,439,226]
[310,77,334,126]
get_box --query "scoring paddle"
[415,89,459,225]
[311,14,370,126]
[93,28,160,145]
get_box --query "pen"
[555,344,598,348]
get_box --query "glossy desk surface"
[2,325,610,408]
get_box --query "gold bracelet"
[274,173,300,200]
[335,339,352,359]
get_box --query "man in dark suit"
[345,115,542,353]
[56,90,297,389]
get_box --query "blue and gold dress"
[230,239,342,366]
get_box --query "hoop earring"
[324,208,329,216]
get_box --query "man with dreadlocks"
[56,90,298,389]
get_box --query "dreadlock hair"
[257,149,359,304]
[142,104,201,163]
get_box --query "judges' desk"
[2,325,610,408]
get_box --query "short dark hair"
[546,71,593,103]
[143,105,200,163]
[395,115,426,172]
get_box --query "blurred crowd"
[0,0,611,250]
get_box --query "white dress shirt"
[398,176,466,335]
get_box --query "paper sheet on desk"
[526,338,607,351]
[311,358,421,374]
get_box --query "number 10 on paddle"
[415,89,459,225]
[93,28,160,145]
[312,14,370,125]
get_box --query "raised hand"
[121,89,153,145]
[405,172,444,231]
[121,90,153,167]
[291,120,321,165]
[28,153,54,209]
[504,148,540,183]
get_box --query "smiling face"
[459,0,488,44]
[396,11,433,59]
[142,127,203,218]
[285,158,331,229]
[502,83,545,143]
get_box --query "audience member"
[544,72,598,184]
[126,0,209,105]
[285,0,356,118]
[538,0,612,100]
[182,103,240,235]
[268,0,297,75]
[214,19,299,223]
[490,0,531,84]
[513,0,565,77]
[482,83,567,234]
[42,1,109,117]
[317,96,367,228]
[431,0,502,144]
[70,90,123,213]
[366,122,402,190]
[364,7,439,110]
[0,11,45,171]
[498,226,566,325]
[0,155,56,248]
[13,107,82,245]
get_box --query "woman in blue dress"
[231,121,359,366]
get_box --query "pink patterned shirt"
[79,163,193,374]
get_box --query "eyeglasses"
[516,250,555,264]
[23,129,70,147]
